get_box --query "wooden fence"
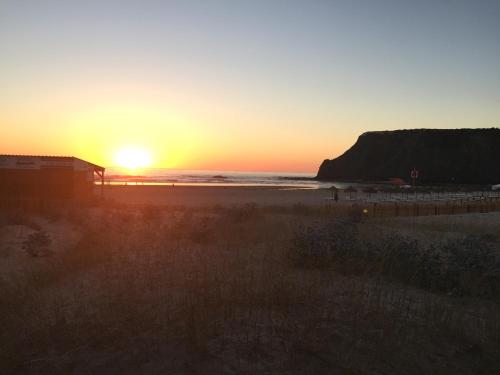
[337,197,500,218]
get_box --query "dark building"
[0,155,105,201]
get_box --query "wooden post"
[94,168,105,199]
[101,170,104,198]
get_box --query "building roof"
[0,155,105,172]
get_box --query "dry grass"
[0,204,499,374]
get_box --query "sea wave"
[99,168,329,188]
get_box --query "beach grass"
[0,201,499,374]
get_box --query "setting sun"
[114,147,152,170]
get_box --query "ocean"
[103,168,336,189]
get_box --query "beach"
[101,185,327,206]
[101,185,500,217]
[3,0,499,372]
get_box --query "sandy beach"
[3,1,500,372]
[101,185,329,207]
[101,185,500,213]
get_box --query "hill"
[316,128,500,184]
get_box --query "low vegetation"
[22,230,52,257]
[291,221,500,299]
[0,204,499,374]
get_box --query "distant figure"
[334,191,339,203]
[172,183,175,187]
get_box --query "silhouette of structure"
[0,155,104,201]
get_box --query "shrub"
[415,246,443,290]
[440,234,499,297]
[366,234,421,282]
[289,219,359,267]
[23,230,52,257]
[364,233,500,299]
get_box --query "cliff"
[316,128,500,184]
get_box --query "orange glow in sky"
[0,89,350,172]
[1,2,498,172]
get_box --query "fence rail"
[334,197,500,218]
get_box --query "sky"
[1,0,499,172]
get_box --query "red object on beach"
[388,178,406,186]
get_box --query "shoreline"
[96,179,498,191]
[99,183,316,189]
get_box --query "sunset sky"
[1,0,499,172]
